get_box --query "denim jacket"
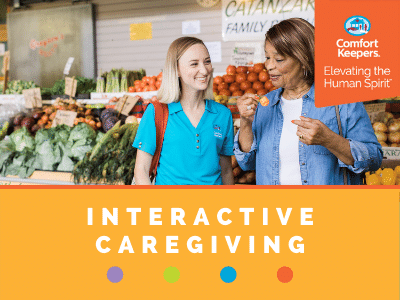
[234,85,383,185]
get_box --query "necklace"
[283,86,311,100]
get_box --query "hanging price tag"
[52,110,78,127]
[23,88,42,109]
[115,95,141,116]
[65,77,77,97]
[63,57,75,75]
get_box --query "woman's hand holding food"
[237,94,259,153]
[237,94,259,123]
[292,116,355,165]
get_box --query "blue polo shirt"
[133,100,234,185]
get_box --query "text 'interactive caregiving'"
[0,189,398,299]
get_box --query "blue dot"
[220,266,236,283]
[107,266,123,283]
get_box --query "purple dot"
[107,266,123,283]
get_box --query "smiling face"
[264,41,307,91]
[177,43,212,93]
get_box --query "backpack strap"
[335,105,348,185]
[149,101,169,180]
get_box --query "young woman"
[134,37,234,185]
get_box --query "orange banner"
[315,0,400,107]
[0,188,398,299]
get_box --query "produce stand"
[0,171,74,185]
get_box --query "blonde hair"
[265,18,315,86]
[158,36,214,104]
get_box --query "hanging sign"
[63,57,75,75]
[222,0,315,41]
[130,23,152,41]
[231,47,255,66]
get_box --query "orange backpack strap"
[149,101,169,180]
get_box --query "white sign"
[205,41,222,63]
[231,47,255,66]
[222,0,315,41]
[63,57,75,75]
[182,20,201,35]
[0,43,5,56]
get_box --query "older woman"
[234,18,382,185]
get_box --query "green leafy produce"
[73,122,139,185]
[0,123,101,179]
[46,77,96,96]
[3,80,37,94]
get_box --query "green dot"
[163,266,180,283]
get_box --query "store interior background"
[1,0,246,83]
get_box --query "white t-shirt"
[279,96,303,185]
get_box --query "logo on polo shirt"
[213,124,222,138]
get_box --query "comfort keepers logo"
[344,16,371,36]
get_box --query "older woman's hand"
[237,94,259,123]
[292,116,331,146]
[292,116,355,166]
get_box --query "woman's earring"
[303,68,308,77]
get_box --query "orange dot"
[277,266,293,283]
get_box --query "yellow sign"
[0,188,398,299]
[130,23,152,41]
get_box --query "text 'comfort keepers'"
[88,207,313,254]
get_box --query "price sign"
[65,77,77,97]
[115,95,141,116]
[63,57,75,75]
[51,110,78,127]
[364,103,387,123]
[23,88,42,109]
[231,47,255,67]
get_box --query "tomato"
[259,70,269,82]
[240,81,252,91]
[247,72,258,83]
[213,88,219,94]
[229,82,240,93]
[213,83,218,89]
[223,74,235,84]
[226,65,236,75]
[134,80,141,86]
[252,81,264,91]
[235,73,247,84]
[265,80,274,90]
[155,81,162,89]
[256,89,268,95]
[139,81,146,88]
[135,87,143,92]
[128,86,136,93]
[232,90,244,97]
[236,66,248,74]
[149,77,156,86]
[253,63,264,73]
[218,82,229,91]
[143,86,150,92]
[245,88,257,94]
[148,85,157,91]
[248,65,255,73]
[214,76,224,85]
[220,89,232,96]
